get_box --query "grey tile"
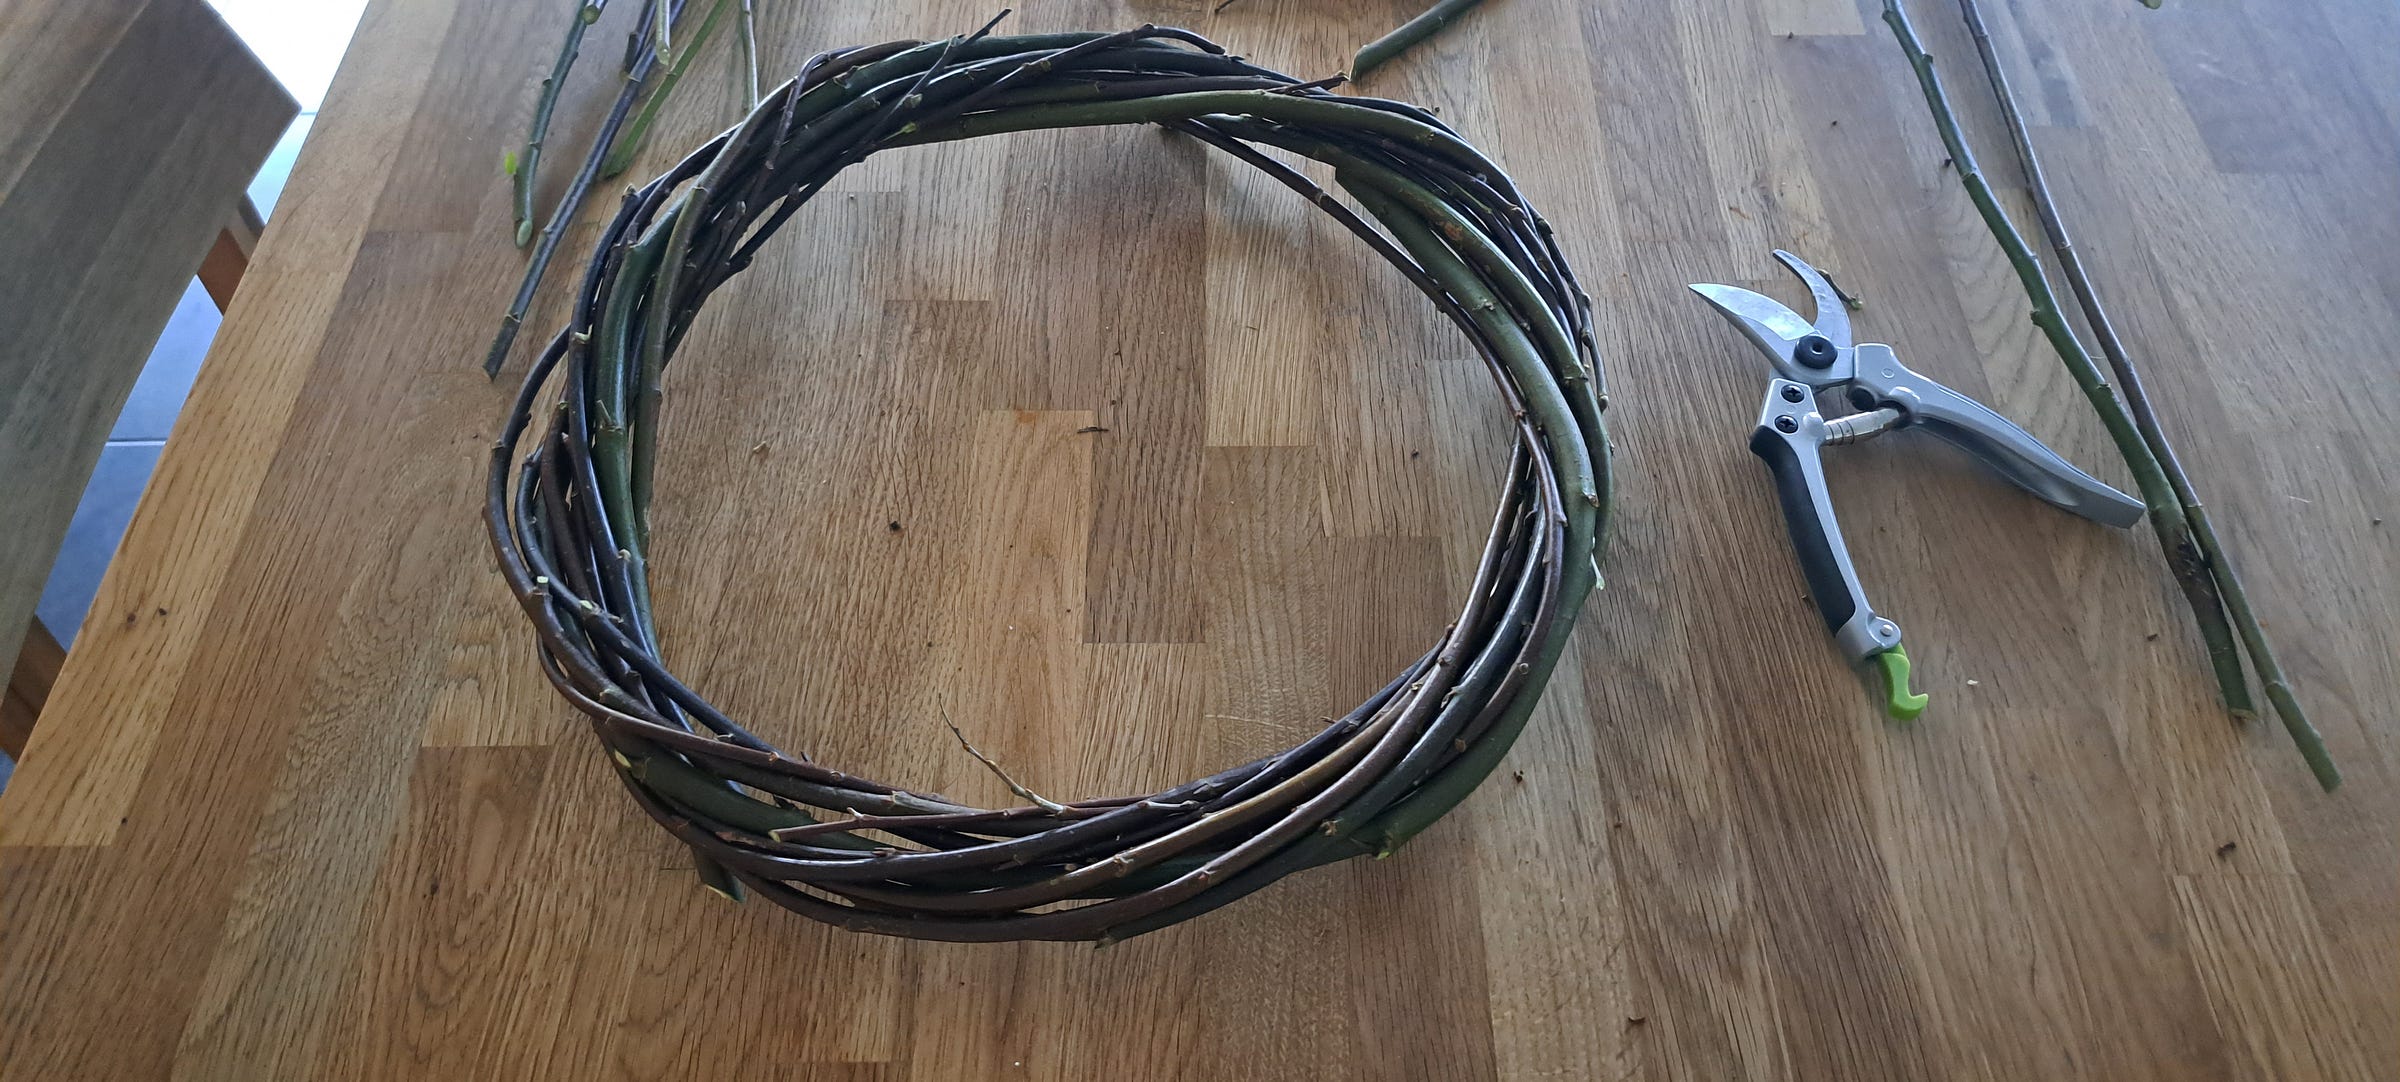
[110,280,219,442]
[34,442,165,649]
[247,111,313,218]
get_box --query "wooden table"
[3,1,2392,1077]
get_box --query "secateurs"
[1691,251,2146,720]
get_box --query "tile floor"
[6,2,367,789]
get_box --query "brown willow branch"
[1352,0,1486,81]
[1950,0,2336,790]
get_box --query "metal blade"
[1688,282,1815,370]
[1773,249,1852,350]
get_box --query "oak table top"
[3,0,2393,1078]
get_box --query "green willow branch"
[1891,0,2248,720]
[736,0,761,111]
[602,0,738,179]
[1351,0,1486,81]
[1882,0,2335,789]
[516,0,607,248]
[1948,0,2335,790]
[487,0,686,376]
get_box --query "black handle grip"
[1750,425,1857,634]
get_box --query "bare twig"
[943,709,1069,814]
[1947,0,2335,789]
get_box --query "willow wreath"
[485,22,1611,943]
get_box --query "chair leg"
[196,195,264,312]
[3,618,66,760]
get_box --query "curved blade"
[1689,282,1815,372]
[1773,249,1852,350]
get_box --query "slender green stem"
[1950,0,2331,788]
[652,0,673,57]
[486,1,687,376]
[1352,0,1487,81]
[518,1,607,248]
[1884,0,2335,788]
[1948,0,2331,788]
[736,0,761,111]
[603,0,738,179]
[1947,0,2259,727]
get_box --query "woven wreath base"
[487,25,1609,942]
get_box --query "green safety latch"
[1872,645,1929,722]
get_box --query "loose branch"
[1948,0,2336,790]
[737,0,761,111]
[1352,0,1486,81]
[486,0,687,376]
[1889,0,2249,721]
[602,0,739,179]
[516,1,608,248]
[622,0,656,71]
[1882,0,2335,789]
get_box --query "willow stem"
[1883,0,2335,789]
[1948,0,2334,789]
[1352,0,1485,81]
[517,2,607,248]
[603,0,739,179]
[1945,0,2243,710]
[623,0,656,72]
[737,0,761,111]
[487,0,687,376]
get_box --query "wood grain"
[0,0,295,680]
[2,0,2394,1078]
[1,620,63,758]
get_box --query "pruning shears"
[1690,251,2147,721]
